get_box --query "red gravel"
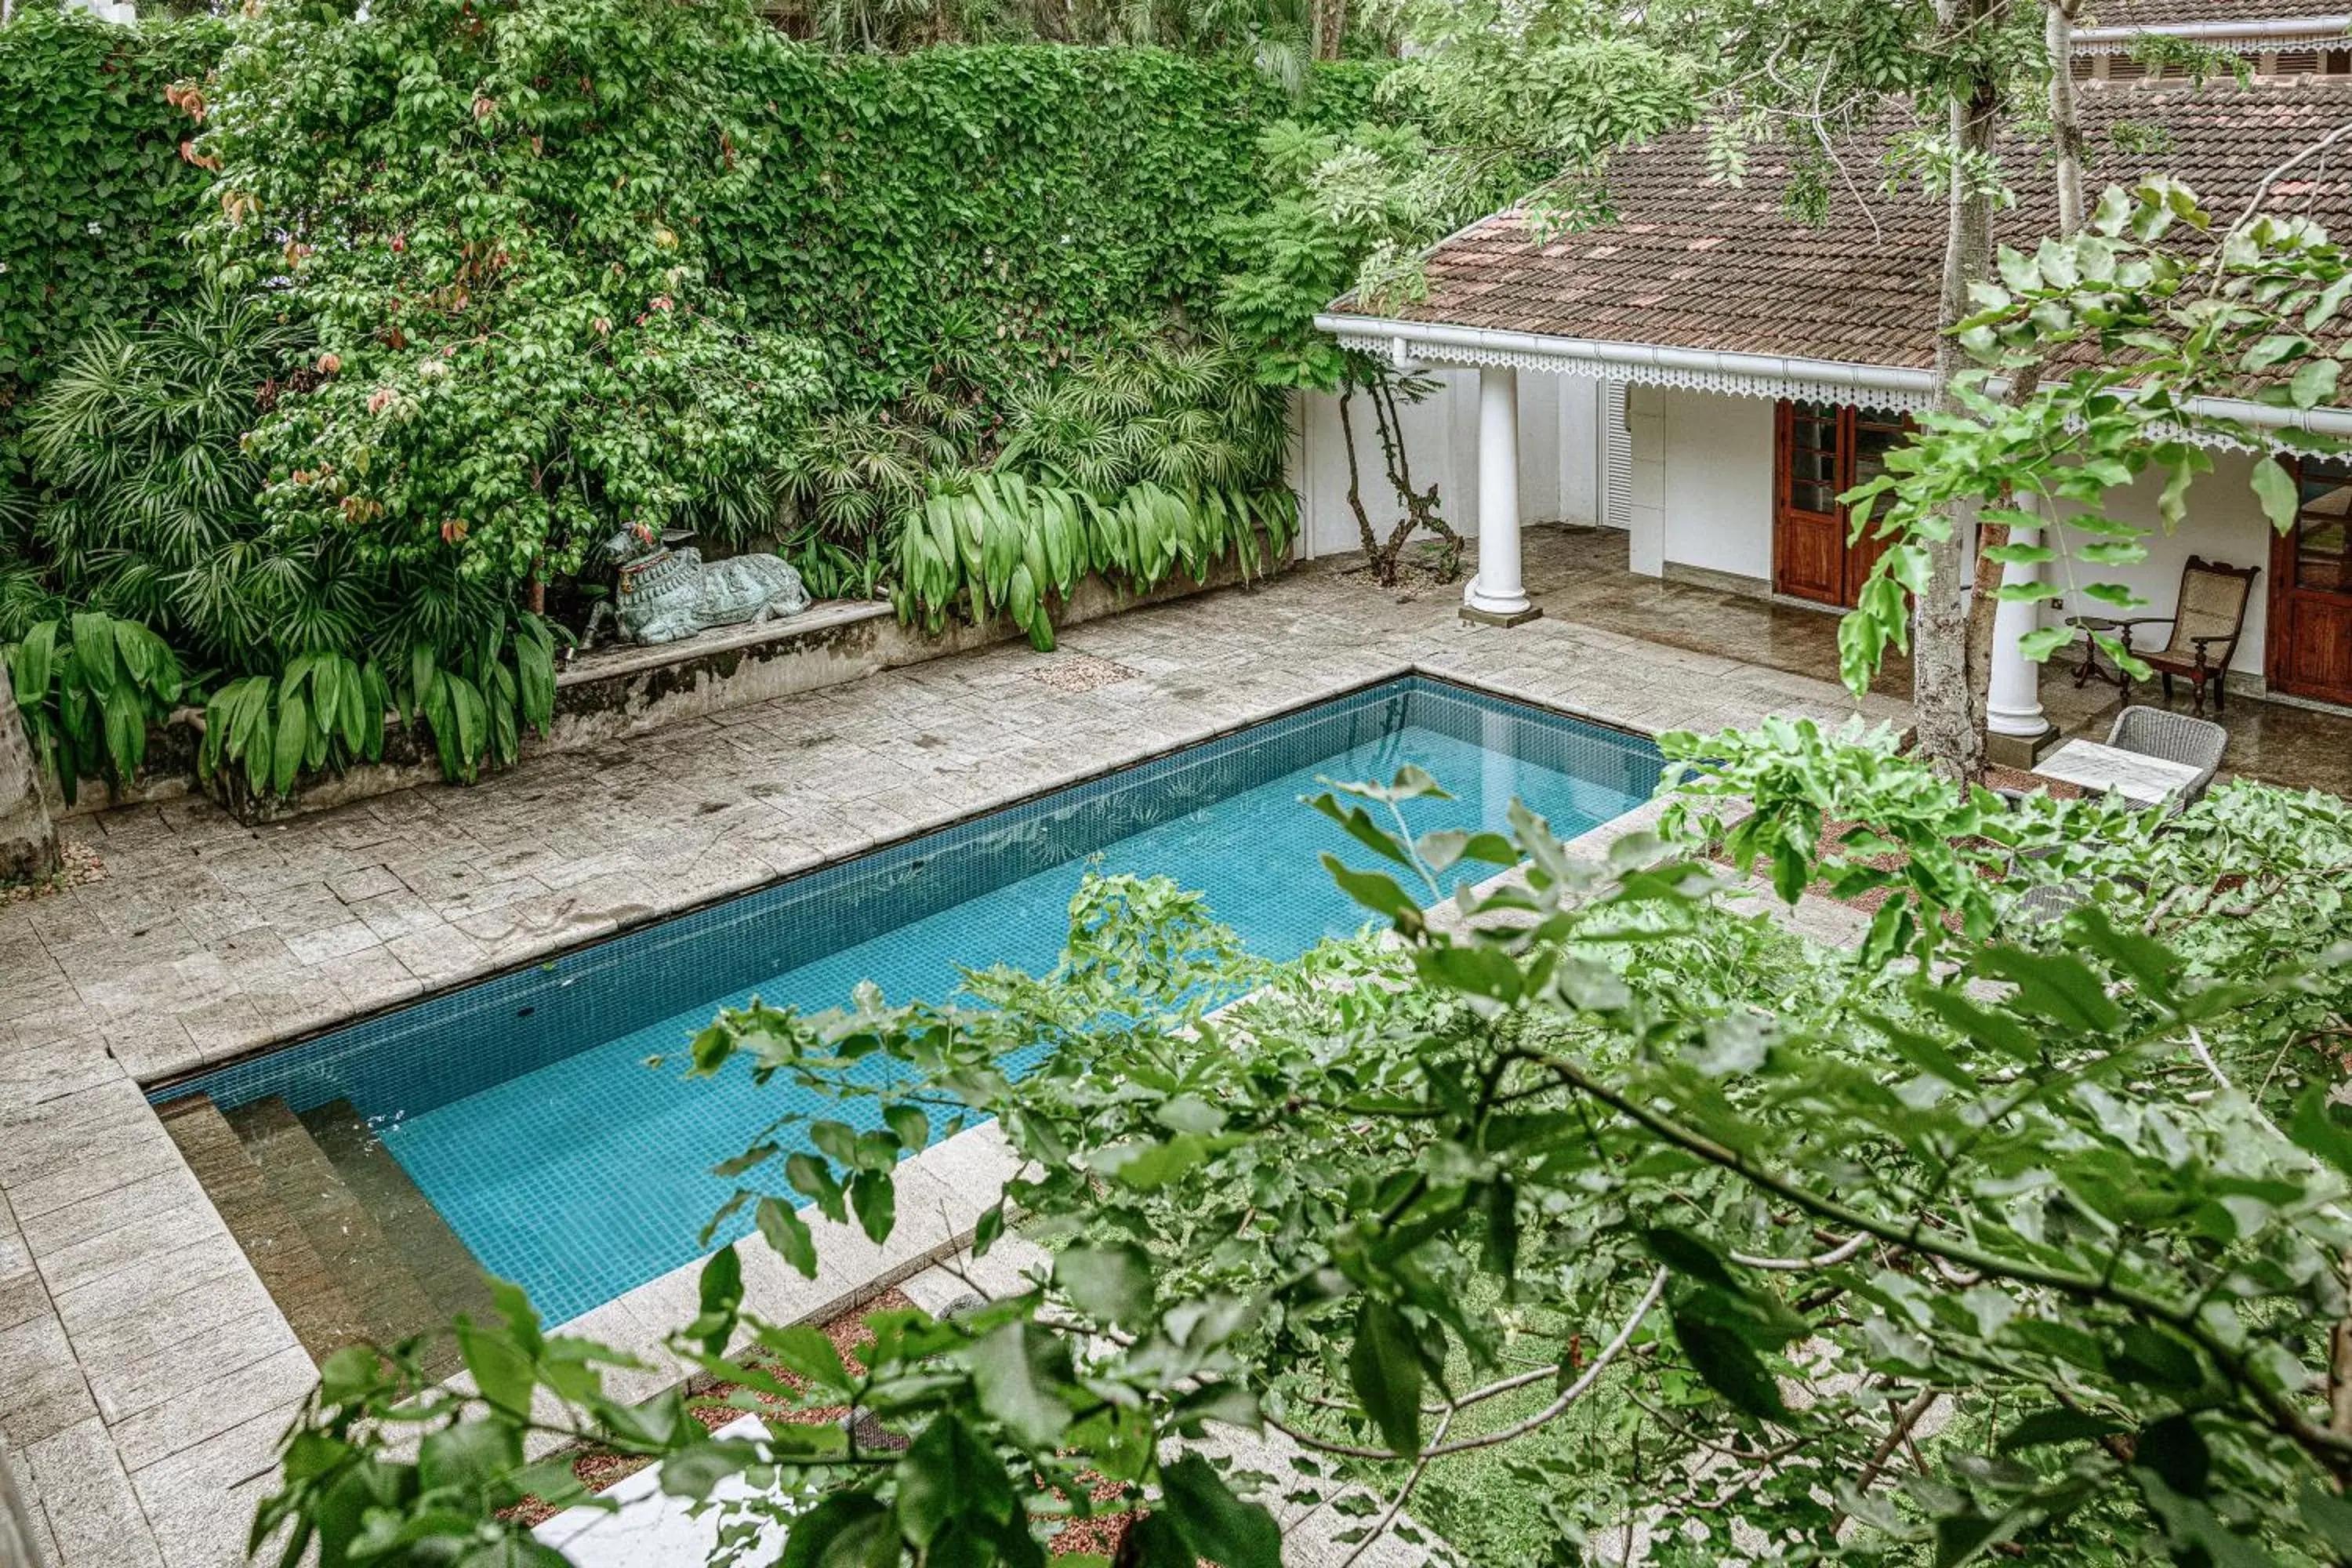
[495,1288,1138,1555]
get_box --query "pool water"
[156,677,1661,1323]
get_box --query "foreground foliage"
[258,727,2352,1566]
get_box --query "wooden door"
[2270,456,2352,706]
[1843,408,1907,604]
[1773,401,1848,604]
[1773,402,1909,608]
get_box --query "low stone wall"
[53,550,1290,824]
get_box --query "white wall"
[1292,372,1603,560]
[1660,390,1775,584]
[2037,450,2276,678]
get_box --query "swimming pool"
[154,677,1663,1323]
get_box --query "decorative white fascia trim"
[2072,15,2351,51]
[1314,316,1946,415]
[1316,314,2352,449]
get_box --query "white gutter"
[1315,315,1934,398]
[2072,14,2350,45]
[1316,312,2352,438]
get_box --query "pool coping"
[134,665,1664,1097]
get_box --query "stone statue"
[584,526,811,646]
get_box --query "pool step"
[158,1094,371,1363]
[299,1099,502,1334]
[224,1096,463,1379]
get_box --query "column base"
[1984,723,2058,771]
[1460,603,1543,628]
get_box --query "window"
[2296,455,2352,592]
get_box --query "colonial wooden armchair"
[2071,556,2261,713]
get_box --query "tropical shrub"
[3,612,183,804]
[13,287,313,660]
[254,727,2352,1566]
[891,470,1298,648]
[191,0,830,606]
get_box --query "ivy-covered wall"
[717,47,1385,403]
[0,14,1384,431]
[0,11,228,426]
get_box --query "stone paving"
[0,527,1901,1568]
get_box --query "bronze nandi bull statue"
[584,526,810,646]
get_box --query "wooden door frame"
[1772,400,1854,606]
[1773,401,1911,609]
[2269,454,2352,706]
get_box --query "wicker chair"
[2092,556,2260,712]
[2106,705,2228,807]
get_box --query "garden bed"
[46,546,1290,827]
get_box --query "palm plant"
[19,287,328,670]
[996,323,1287,495]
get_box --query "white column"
[1986,511,2051,739]
[1464,366,1534,620]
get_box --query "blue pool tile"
[153,677,1663,1322]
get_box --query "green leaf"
[786,1152,848,1223]
[456,1317,535,1420]
[1158,1451,1282,1568]
[70,612,118,699]
[417,1418,522,1497]
[847,1168,895,1243]
[272,687,309,798]
[967,1322,1073,1448]
[1641,1226,1740,1290]
[1411,942,1524,1004]
[1305,792,1416,869]
[1348,1298,1424,1457]
[756,1196,818,1278]
[2292,356,2342,409]
[758,1323,858,1392]
[8,622,56,711]
[1998,1406,2128,1451]
[1972,947,2122,1033]
[2289,1087,2352,1180]
[898,1416,1014,1546]
[1054,1243,1154,1324]
[1671,1308,1791,1422]
[1319,855,1426,937]
[2251,456,2299,532]
[690,1244,743,1356]
[782,1494,891,1568]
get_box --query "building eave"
[1314,313,2352,446]
[2072,13,2352,50]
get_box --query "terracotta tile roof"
[2088,1,2350,26]
[1330,78,2352,372]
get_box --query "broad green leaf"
[757,1196,818,1278]
[967,1322,1073,1448]
[2251,456,2299,532]
[1055,1242,1154,1324]
[1671,1309,1791,1422]
[1348,1298,1424,1457]
[1158,1450,1282,1568]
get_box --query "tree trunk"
[1915,0,2008,782]
[0,685,58,887]
[1965,0,2083,727]
[1312,0,1347,60]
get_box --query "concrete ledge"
[53,547,1290,826]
